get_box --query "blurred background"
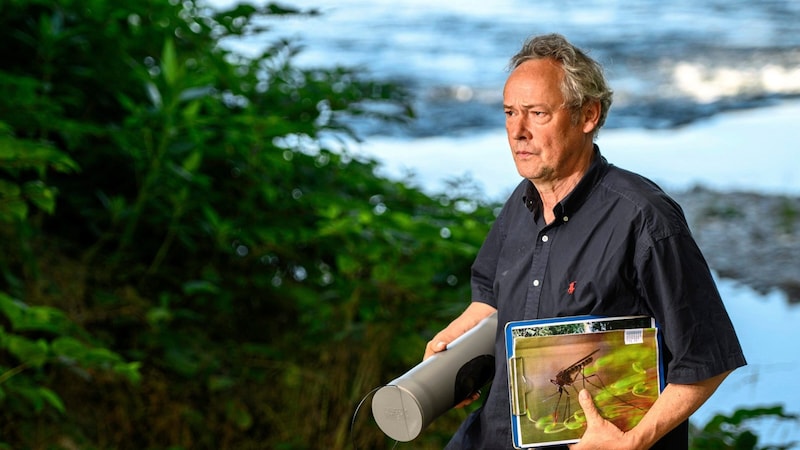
[218,0,800,138]
[1,0,798,448]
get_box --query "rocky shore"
[672,186,800,303]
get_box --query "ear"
[581,100,601,134]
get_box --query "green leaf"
[22,180,57,214]
[50,336,89,360]
[181,149,203,173]
[162,38,179,87]
[0,294,73,334]
[182,280,220,295]
[226,399,253,430]
[146,306,172,327]
[37,387,66,414]
[6,335,48,368]
[0,136,80,175]
[112,361,142,384]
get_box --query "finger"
[577,389,602,422]
[454,389,481,409]
[423,340,447,360]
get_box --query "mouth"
[514,150,536,159]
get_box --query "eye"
[530,110,552,123]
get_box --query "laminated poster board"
[505,315,664,448]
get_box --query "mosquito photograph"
[508,327,661,447]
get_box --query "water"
[703,279,799,446]
[215,0,800,136]
[357,101,800,201]
[208,0,800,443]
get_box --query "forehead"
[503,58,565,104]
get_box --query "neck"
[536,175,581,223]
[533,147,595,223]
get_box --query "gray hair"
[508,33,613,135]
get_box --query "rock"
[671,186,800,303]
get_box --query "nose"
[507,115,531,141]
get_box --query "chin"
[514,165,542,181]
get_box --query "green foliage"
[0,293,139,415]
[0,121,79,221]
[690,406,799,450]
[0,0,492,448]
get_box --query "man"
[424,34,746,449]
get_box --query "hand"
[454,389,482,409]
[568,389,635,450]
[422,302,497,408]
[423,338,448,360]
[422,335,482,408]
[423,324,470,360]
[423,302,496,361]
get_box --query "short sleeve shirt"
[446,147,746,450]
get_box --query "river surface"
[208,0,800,443]
[215,0,800,137]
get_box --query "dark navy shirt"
[446,147,746,450]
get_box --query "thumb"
[577,389,602,423]
[423,340,448,360]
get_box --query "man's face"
[503,58,596,184]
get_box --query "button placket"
[524,227,553,317]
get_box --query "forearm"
[627,370,732,447]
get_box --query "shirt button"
[541,235,549,242]
[533,280,540,287]
[563,216,569,222]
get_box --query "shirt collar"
[521,145,610,220]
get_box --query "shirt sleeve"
[636,229,747,385]
[470,209,503,308]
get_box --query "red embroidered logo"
[567,281,577,295]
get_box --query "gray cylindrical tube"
[371,312,497,442]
